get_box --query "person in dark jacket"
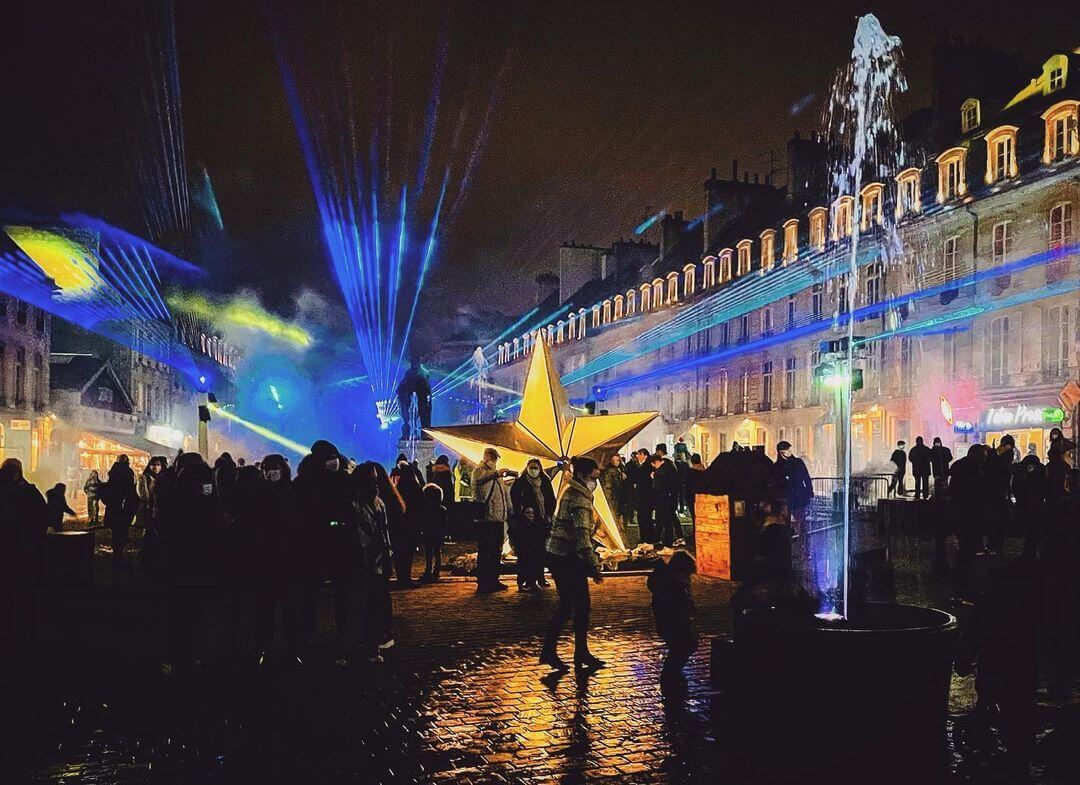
[983,435,1016,554]
[83,469,102,524]
[1046,427,1076,503]
[103,456,139,568]
[510,458,556,591]
[293,440,356,662]
[45,483,76,532]
[674,453,690,516]
[1012,454,1046,558]
[420,483,447,581]
[888,441,907,497]
[687,453,706,524]
[540,456,604,672]
[929,437,953,498]
[651,453,681,547]
[648,550,697,687]
[356,462,394,661]
[772,441,813,529]
[427,454,456,506]
[628,448,654,545]
[908,437,932,500]
[949,444,987,601]
[599,453,628,536]
[391,457,425,585]
[0,458,48,643]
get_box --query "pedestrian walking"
[102,456,138,568]
[675,452,690,516]
[45,483,76,533]
[648,550,697,688]
[391,457,425,585]
[420,483,447,581]
[472,447,515,593]
[510,458,555,591]
[908,437,932,500]
[540,456,605,672]
[771,441,813,531]
[888,441,907,497]
[651,452,682,547]
[929,437,953,499]
[83,469,101,525]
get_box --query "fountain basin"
[713,603,957,783]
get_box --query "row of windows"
[0,342,47,409]
[0,297,48,334]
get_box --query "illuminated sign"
[981,405,1065,428]
[953,420,975,433]
[939,395,954,426]
[9,419,31,431]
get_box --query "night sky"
[2,1,1076,355]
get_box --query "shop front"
[977,403,1067,458]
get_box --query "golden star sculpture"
[424,338,658,552]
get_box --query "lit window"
[602,299,612,324]
[984,126,1019,184]
[639,283,651,311]
[666,272,679,303]
[578,308,587,337]
[1041,100,1079,163]
[832,196,854,240]
[1049,202,1073,249]
[719,249,733,282]
[895,168,922,218]
[625,290,635,316]
[943,236,959,281]
[736,240,752,275]
[683,263,696,296]
[809,207,827,250]
[992,221,1012,264]
[782,219,798,263]
[702,256,716,288]
[760,229,776,271]
[1049,63,1065,92]
[865,261,884,306]
[556,320,566,342]
[859,183,884,229]
[591,304,601,327]
[960,98,980,133]
[652,278,664,307]
[936,147,967,202]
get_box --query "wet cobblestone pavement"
[3,535,1078,784]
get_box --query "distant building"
[0,294,52,474]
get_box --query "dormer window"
[652,278,665,307]
[702,256,716,288]
[613,296,623,320]
[591,304,601,327]
[809,207,827,251]
[1042,100,1079,163]
[556,320,565,342]
[895,168,922,218]
[736,240,752,276]
[782,219,798,263]
[760,229,776,271]
[831,196,854,240]
[719,249,733,282]
[1049,61,1066,92]
[936,147,968,202]
[683,263,696,296]
[626,288,636,316]
[961,98,980,133]
[639,282,651,311]
[859,183,884,230]
[602,299,612,324]
[985,126,1019,184]
[666,271,679,302]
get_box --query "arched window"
[666,272,679,303]
[984,126,1019,184]
[683,263,696,295]
[591,304,601,327]
[960,98,980,133]
[626,288,636,316]
[736,240,752,276]
[859,183,884,229]
[652,278,664,307]
[782,219,798,263]
[832,195,854,240]
[1041,100,1079,163]
[719,249,733,282]
[936,147,967,202]
[639,282,651,311]
[702,256,716,288]
[759,229,776,271]
[895,168,922,218]
[578,308,587,338]
[512,338,520,358]
[556,320,565,342]
[809,207,827,250]
[602,299,612,324]
[613,295,624,320]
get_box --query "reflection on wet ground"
[5,536,1078,783]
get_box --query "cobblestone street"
[2,539,1077,784]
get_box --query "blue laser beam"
[634,210,666,235]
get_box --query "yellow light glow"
[168,292,313,349]
[425,339,658,552]
[207,404,307,456]
[4,225,103,296]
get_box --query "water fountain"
[716,16,958,783]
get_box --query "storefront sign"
[953,420,975,433]
[981,405,1065,428]
[9,419,31,431]
[694,494,732,580]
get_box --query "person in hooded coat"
[254,454,303,662]
[356,462,394,660]
[510,458,556,591]
[390,457,425,585]
[293,440,356,662]
[427,454,456,505]
[0,458,48,643]
[420,483,447,581]
[1012,453,1046,558]
[102,456,138,568]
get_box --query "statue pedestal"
[398,438,435,467]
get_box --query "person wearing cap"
[772,441,813,528]
[472,447,516,593]
[888,440,908,497]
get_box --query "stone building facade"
[0,294,52,472]
[490,51,1080,476]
